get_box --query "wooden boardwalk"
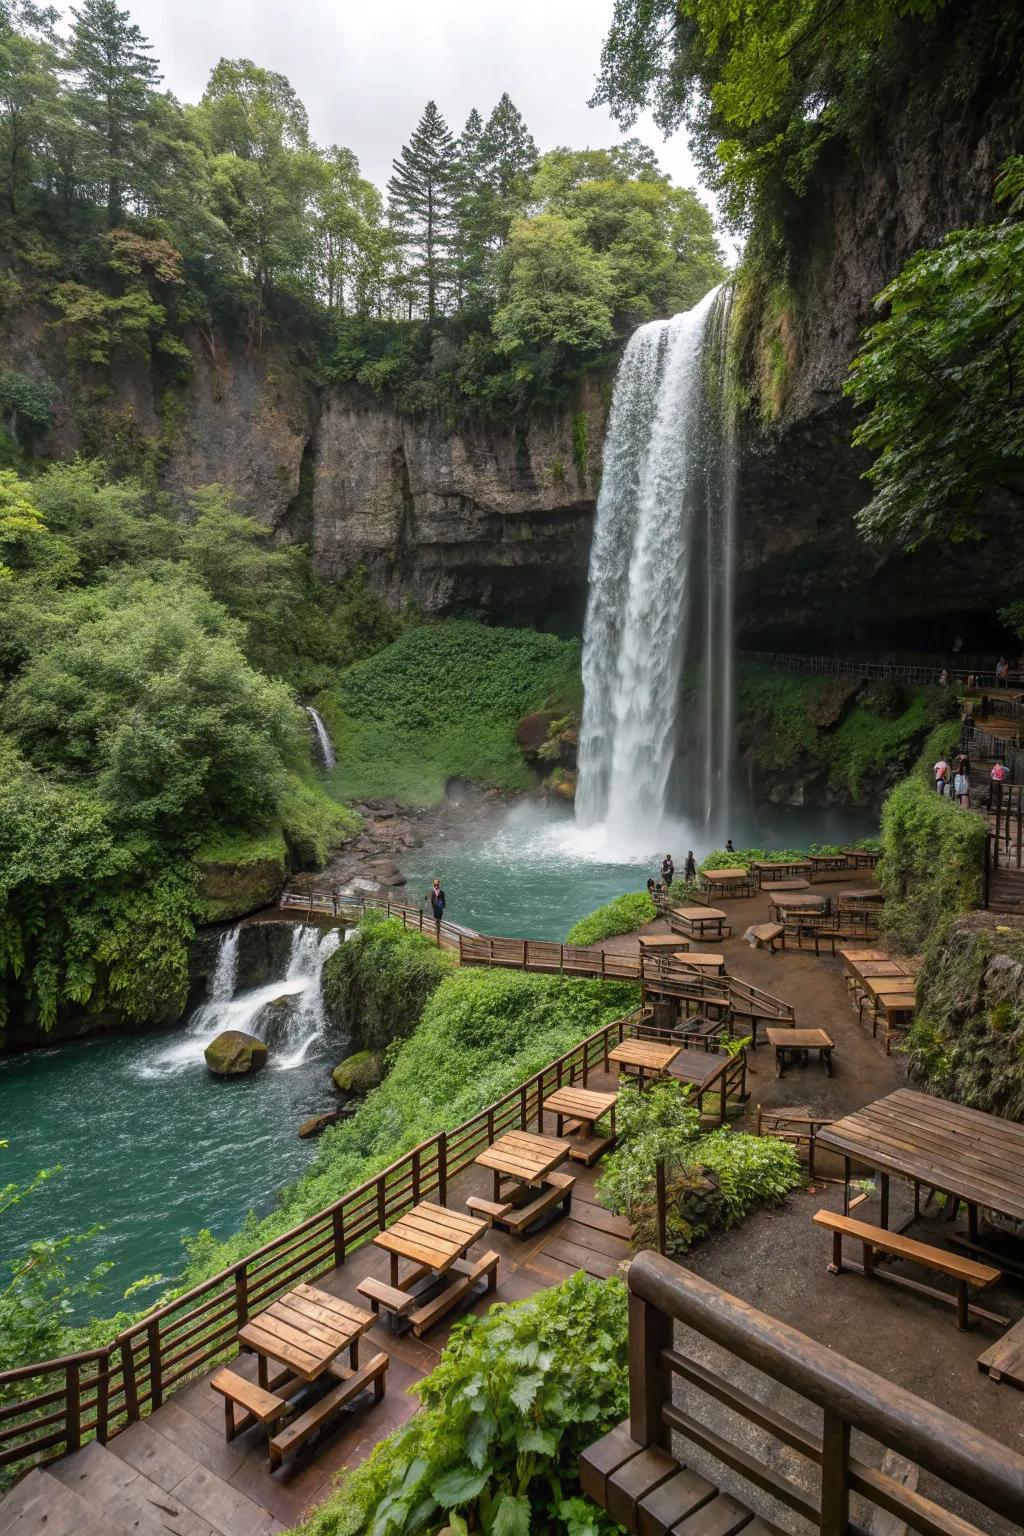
[0,1138,631,1534]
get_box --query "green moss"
[278,770,361,867]
[318,621,582,807]
[572,411,589,476]
[566,891,656,945]
[322,913,454,1054]
[195,826,287,865]
[877,776,986,953]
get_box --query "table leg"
[493,1169,501,1203]
[257,1353,268,1390]
[390,1253,399,1288]
[822,1047,833,1077]
[879,1173,890,1230]
[349,1338,360,1370]
[968,1202,979,1243]
[843,1158,851,1217]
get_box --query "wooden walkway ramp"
[278,894,796,1030]
[0,1150,631,1535]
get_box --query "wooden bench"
[211,1368,289,1443]
[580,1420,787,1536]
[268,1351,388,1469]
[744,922,784,953]
[496,1170,575,1236]
[408,1249,499,1338]
[813,1210,1005,1330]
[356,1275,419,1321]
[978,1315,1024,1389]
[466,1194,513,1224]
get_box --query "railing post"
[520,1084,528,1128]
[656,1159,668,1256]
[331,1204,345,1265]
[438,1133,447,1206]
[377,1175,387,1231]
[412,1147,421,1203]
[121,1336,139,1424]
[628,1289,672,1449]
[65,1359,81,1453]
[147,1319,162,1410]
[233,1263,249,1329]
[95,1351,110,1445]
[820,1409,851,1535]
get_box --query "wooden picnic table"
[670,1045,749,1123]
[750,859,812,884]
[476,1129,570,1199]
[817,1088,1024,1269]
[373,1201,487,1288]
[544,1085,617,1165]
[839,948,891,975]
[238,1282,374,1386]
[843,848,881,869]
[669,905,730,941]
[674,950,725,975]
[639,934,691,950]
[767,1026,835,1078]
[609,1037,681,1089]
[702,868,752,898]
[837,887,884,904]
[769,892,827,922]
[808,853,849,875]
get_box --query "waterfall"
[158,924,342,1073]
[305,706,337,771]
[575,284,737,843]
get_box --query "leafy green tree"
[494,213,616,356]
[845,157,1024,545]
[65,0,161,225]
[387,100,456,321]
[0,0,62,216]
[477,91,537,244]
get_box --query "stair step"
[51,1440,219,1536]
[0,1465,121,1536]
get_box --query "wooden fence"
[593,1251,1024,1536]
[0,1008,650,1481]
[740,649,1024,691]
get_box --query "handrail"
[0,1005,645,1479]
[624,1251,1024,1533]
[739,649,1024,691]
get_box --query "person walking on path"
[933,755,949,794]
[661,853,675,887]
[683,851,697,883]
[953,768,970,807]
[427,878,446,938]
[991,759,1007,783]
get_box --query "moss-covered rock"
[908,914,1024,1117]
[204,1030,268,1076]
[194,828,288,923]
[322,913,454,1054]
[332,1051,383,1095]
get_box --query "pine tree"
[66,0,160,225]
[478,93,538,244]
[387,100,455,321]
[450,107,488,304]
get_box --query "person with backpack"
[660,854,675,887]
[427,878,446,936]
[933,755,949,794]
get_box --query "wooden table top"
[674,951,725,969]
[544,1085,618,1121]
[839,948,890,971]
[237,1283,374,1382]
[639,934,691,949]
[767,1027,835,1048]
[863,975,917,998]
[818,1088,1024,1222]
[373,1201,487,1274]
[475,1129,570,1186]
[609,1039,681,1071]
[853,961,909,979]
[704,868,749,882]
[676,905,727,921]
[669,1048,732,1090]
[750,859,811,870]
[771,892,827,910]
[767,879,811,892]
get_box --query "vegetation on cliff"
[0,460,385,1037]
[318,620,582,806]
[322,912,454,1054]
[566,891,655,946]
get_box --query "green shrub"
[566,891,655,945]
[286,1273,628,1536]
[317,621,582,806]
[322,914,455,1053]
[598,1080,801,1255]
[878,776,985,953]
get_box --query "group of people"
[933,749,1010,804]
[646,848,703,902]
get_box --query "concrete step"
[0,1464,120,1535]
[51,1439,219,1536]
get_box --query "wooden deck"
[2,1120,631,1535]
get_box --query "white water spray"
[576,285,737,843]
[305,706,337,771]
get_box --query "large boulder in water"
[249,994,295,1049]
[332,1050,383,1096]
[205,1030,269,1077]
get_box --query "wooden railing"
[988,781,1024,872]
[0,1009,650,1481]
[740,649,1024,691]
[603,1251,1024,1536]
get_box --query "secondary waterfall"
[575,284,737,843]
[305,706,337,771]
[150,924,342,1073]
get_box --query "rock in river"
[205,1030,269,1077]
[332,1050,383,1095]
[249,994,295,1049]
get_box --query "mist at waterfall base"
[576,284,739,847]
[0,926,341,1316]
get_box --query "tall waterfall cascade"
[576,284,737,844]
[305,706,337,771]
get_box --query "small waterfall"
[305,706,337,771]
[157,924,342,1073]
[575,283,737,842]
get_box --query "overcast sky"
[115,0,732,256]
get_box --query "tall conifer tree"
[66,0,160,225]
[387,99,455,321]
[479,92,538,244]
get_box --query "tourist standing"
[933,755,949,794]
[953,768,970,806]
[725,839,735,854]
[427,878,447,937]
[991,759,1007,784]
[661,853,675,887]
[996,656,1009,686]
[683,851,697,883]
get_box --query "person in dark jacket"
[683,851,697,883]
[660,854,675,886]
[427,878,446,934]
